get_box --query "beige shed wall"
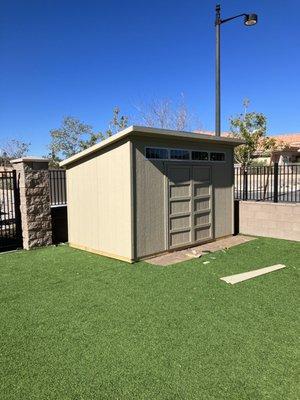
[66,140,132,261]
[133,136,234,259]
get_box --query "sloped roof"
[60,125,244,167]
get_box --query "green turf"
[0,238,299,400]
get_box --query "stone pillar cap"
[11,156,50,164]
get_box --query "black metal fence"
[49,170,67,206]
[234,163,300,203]
[0,170,22,251]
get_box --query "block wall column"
[11,158,52,250]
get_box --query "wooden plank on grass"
[221,264,286,285]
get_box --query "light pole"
[215,4,257,137]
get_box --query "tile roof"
[194,131,300,149]
[271,134,300,147]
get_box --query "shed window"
[145,147,168,159]
[170,149,190,160]
[210,152,225,161]
[192,151,209,161]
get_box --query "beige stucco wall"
[66,139,133,261]
[133,136,235,259]
[239,201,300,241]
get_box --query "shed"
[60,126,243,262]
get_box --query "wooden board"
[221,264,286,285]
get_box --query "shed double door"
[167,164,212,249]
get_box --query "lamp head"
[244,14,258,26]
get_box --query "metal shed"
[60,126,243,262]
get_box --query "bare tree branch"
[133,94,200,131]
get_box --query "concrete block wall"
[11,157,52,250]
[239,201,300,242]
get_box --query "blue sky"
[1,0,300,155]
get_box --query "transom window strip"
[192,151,209,161]
[145,147,225,162]
[170,149,190,160]
[210,152,225,161]
[145,148,168,159]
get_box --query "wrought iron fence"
[0,170,22,251]
[234,163,300,203]
[49,169,67,206]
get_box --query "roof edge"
[59,126,134,167]
[11,156,50,164]
[60,125,244,167]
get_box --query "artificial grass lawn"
[0,238,299,400]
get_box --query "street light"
[244,14,258,26]
[215,4,258,137]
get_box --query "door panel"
[194,183,210,196]
[170,230,191,247]
[170,215,191,230]
[170,184,191,198]
[168,165,192,249]
[195,226,211,241]
[194,197,210,212]
[168,166,190,184]
[193,165,212,242]
[167,164,212,249]
[194,212,210,226]
[170,199,191,214]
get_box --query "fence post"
[10,157,52,250]
[12,170,22,244]
[273,162,279,203]
[243,168,248,201]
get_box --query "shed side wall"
[66,140,132,260]
[133,143,166,259]
[212,161,234,238]
[133,136,234,259]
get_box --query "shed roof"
[60,125,244,167]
